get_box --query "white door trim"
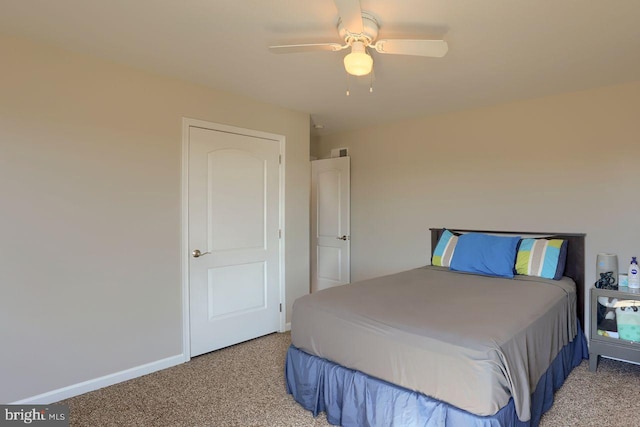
[181,117,286,361]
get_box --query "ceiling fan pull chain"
[345,73,351,96]
[369,72,374,93]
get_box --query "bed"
[286,228,588,427]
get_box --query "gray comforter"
[291,266,577,421]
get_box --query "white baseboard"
[11,354,186,404]
[285,322,291,332]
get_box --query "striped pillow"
[515,238,568,280]
[432,229,459,267]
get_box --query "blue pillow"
[450,233,521,278]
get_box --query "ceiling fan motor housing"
[338,11,379,46]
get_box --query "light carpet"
[61,332,640,426]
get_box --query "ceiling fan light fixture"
[343,41,373,76]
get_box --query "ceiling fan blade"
[334,0,364,34]
[373,39,449,57]
[269,43,345,54]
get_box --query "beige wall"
[318,81,640,311]
[310,134,321,159]
[0,34,310,403]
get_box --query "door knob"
[336,235,349,241]
[192,249,211,258]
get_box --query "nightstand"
[589,287,640,372]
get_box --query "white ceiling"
[1,1,639,135]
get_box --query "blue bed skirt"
[286,321,588,427]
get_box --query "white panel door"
[189,126,280,357]
[311,157,350,292]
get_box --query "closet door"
[188,124,282,357]
[311,157,350,292]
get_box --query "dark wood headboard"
[429,228,586,330]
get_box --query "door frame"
[180,117,286,361]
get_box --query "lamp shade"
[344,42,373,76]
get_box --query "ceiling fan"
[269,0,448,77]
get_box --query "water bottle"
[628,257,640,289]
